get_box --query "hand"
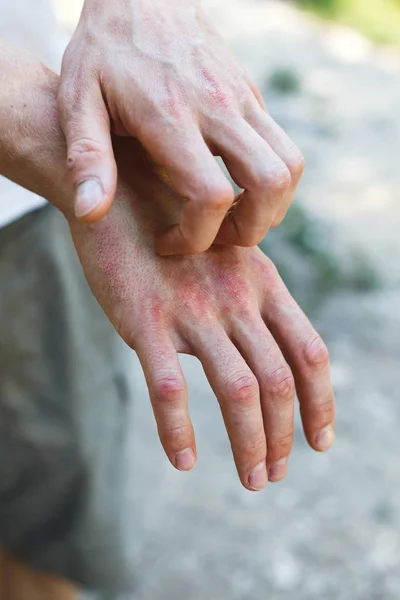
[0,49,333,490]
[69,138,335,490]
[59,0,305,254]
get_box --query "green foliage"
[269,69,301,95]
[296,0,337,16]
[295,0,400,47]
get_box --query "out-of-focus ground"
[54,1,400,598]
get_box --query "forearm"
[0,41,72,216]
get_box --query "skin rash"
[70,138,336,491]
[0,45,335,491]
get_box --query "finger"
[211,119,292,247]
[246,76,268,111]
[58,78,117,222]
[231,316,295,483]
[260,262,336,452]
[135,332,197,472]
[246,106,305,227]
[187,324,268,491]
[136,121,234,255]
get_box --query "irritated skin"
[0,45,335,492]
[59,0,305,254]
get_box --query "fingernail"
[316,425,335,451]
[248,461,268,491]
[175,448,196,472]
[268,457,288,482]
[75,180,104,218]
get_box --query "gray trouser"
[0,205,134,592]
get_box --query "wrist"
[0,44,73,218]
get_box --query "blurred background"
[54,0,400,597]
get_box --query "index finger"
[136,120,234,255]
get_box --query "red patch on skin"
[128,296,171,348]
[176,283,211,319]
[106,16,132,42]
[215,266,248,300]
[251,253,278,289]
[161,72,188,124]
[201,68,229,107]
[80,217,134,305]
[211,264,257,321]
[149,298,168,325]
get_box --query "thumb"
[58,83,117,222]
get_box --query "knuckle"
[228,373,259,407]
[201,181,234,212]
[275,432,294,452]
[317,394,335,418]
[303,396,335,429]
[261,165,291,196]
[161,424,192,448]
[287,148,305,180]
[235,300,255,323]
[241,436,267,463]
[67,138,104,171]
[153,376,186,404]
[265,366,295,400]
[317,397,335,420]
[272,210,289,228]
[303,335,330,370]
[271,215,284,228]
